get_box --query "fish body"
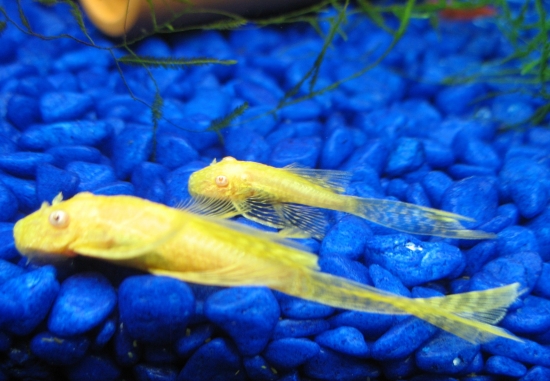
[187,157,495,240]
[13,192,520,344]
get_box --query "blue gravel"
[2,0,550,380]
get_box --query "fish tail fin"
[346,197,496,239]
[281,271,521,343]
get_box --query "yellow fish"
[13,192,520,343]
[187,157,495,240]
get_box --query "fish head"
[188,156,247,200]
[13,193,87,260]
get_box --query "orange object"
[439,5,496,21]
[79,0,321,38]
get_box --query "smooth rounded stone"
[485,356,527,377]
[180,88,230,121]
[328,311,395,340]
[520,366,550,381]
[132,162,168,196]
[112,125,153,179]
[18,121,112,150]
[279,99,323,121]
[134,364,178,381]
[6,94,41,130]
[320,127,355,169]
[66,355,121,381]
[319,254,370,285]
[234,80,279,106]
[406,182,431,208]
[385,138,424,177]
[440,176,498,229]
[534,263,550,299]
[415,332,480,374]
[510,178,549,219]
[114,321,141,366]
[496,226,539,258]
[303,347,381,381]
[232,105,278,136]
[365,235,464,287]
[369,264,411,297]
[155,133,199,171]
[243,355,278,381]
[225,129,270,163]
[501,295,550,334]
[272,319,330,339]
[36,164,80,203]
[93,314,116,349]
[175,324,215,358]
[0,224,19,261]
[47,273,116,337]
[39,92,93,123]
[420,139,455,168]
[0,152,54,177]
[421,171,453,207]
[177,338,245,381]
[269,136,322,168]
[477,203,519,234]
[526,206,550,261]
[276,292,334,320]
[30,331,89,366]
[45,145,102,168]
[353,108,406,141]
[499,157,550,203]
[315,326,370,357]
[0,259,25,285]
[119,275,195,344]
[0,266,59,335]
[205,287,279,356]
[143,344,179,365]
[435,83,486,115]
[463,241,498,277]
[292,121,323,138]
[371,316,438,360]
[454,139,501,170]
[447,164,496,179]
[0,175,38,213]
[380,355,417,380]
[492,94,534,124]
[482,336,550,367]
[341,139,390,175]
[0,184,17,222]
[0,135,17,155]
[164,161,208,207]
[92,182,135,196]
[96,95,150,123]
[263,338,320,370]
[387,178,408,200]
[66,161,117,192]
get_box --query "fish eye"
[215,175,229,187]
[48,210,69,228]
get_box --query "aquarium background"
[1,0,550,380]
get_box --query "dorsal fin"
[282,164,352,194]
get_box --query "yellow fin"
[282,165,353,194]
[180,195,239,218]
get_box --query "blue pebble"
[484,356,527,377]
[97,95,150,123]
[315,326,370,357]
[341,139,390,175]
[143,344,178,365]
[380,356,417,380]
[164,161,208,207]
[415,332,480,374]
[421,171,453,207]
[92,182,135,196]
[119,275,195,344]
[454,139,501,170]
[280,99,323,121]
[482,336,550,367]
[112,125,153,179]
[0,135,16,155]
[134,364,178,381]
[93,314,117,349]
[369,264,411,297]
[526,206,550,261]
[175,324,214,358]
[353,108,405,141]
[66,161,116,192]
[499,157,550,204]
[243,355,278,381]
[534,263,550,299]
[406,182,431,208]
[520,366,550,381]
[39,92,93,123]
[387,178,408,200]
[45,145,102,168]
[477,203,519,234]
[232,105,278,136]
[225,129,270,163]
[114,321,141,366]
[269,137,322,168]
[263,338,320,369]
[497,226,539,257]
[276,292,334,320]
[6,94,41,130]
[371,316,438,360]
[0,175,37,213]
[0,184,17,222]
[320,127,355,169]
[329,311,395,340]
[366,235,464,287]
[0,259,25,285]
[132,162,168,195]
[272,319,330,339]
[303,347,381,381]
[205,287,279,355]
[156,133,199,170]
[66,355,121,381]
[440,176,498,229]
[30,332,89,366]
[385,138,424,177]
[435,83,486,115]
[18,121,112,150]
[492,94,534,124]
[509,177,549,219]
[463,241,497,277]
[421,139,455,168]
[293,121,323,138]
[0,224,18,261]
[177,338,245,381]
[319,254,370,285]
[0,152,54,177]
[48,272,116,336]
[447,164,496,179]
[0,266,60,335]
[36,164,80,203]
[234,80,278,106]
[501,295,550,334]
[526,127,550,147]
